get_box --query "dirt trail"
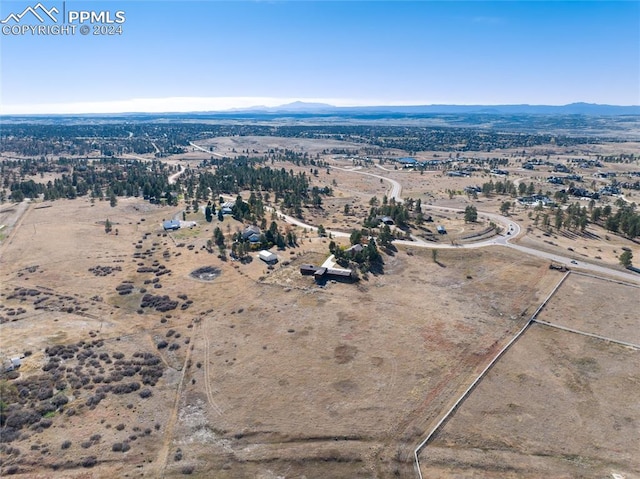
[0,200,32,261]
[156,321,197,478]
[202,316,225,415]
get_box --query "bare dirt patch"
[189,266,222,282]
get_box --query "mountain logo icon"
[1,3,59,24]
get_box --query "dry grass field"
[1,136,639,478]
[535,273,640,347]
[419,321,640,478]
[0,194,568,478]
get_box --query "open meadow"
[419,280,640,478]
[1,131,639,478]
[1,194,573,478]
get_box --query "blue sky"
[1,0,639,114]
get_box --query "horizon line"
[2,96,639,116]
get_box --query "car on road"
[571,260,578,265]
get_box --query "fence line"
[413,271,571,479]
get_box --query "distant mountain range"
[231,101,640,116]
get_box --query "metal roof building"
[163,219,181,231]
[258,250,278,263]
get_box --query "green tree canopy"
[464,205,478,223]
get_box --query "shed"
[258,250,278,263]
[163,219,181,231]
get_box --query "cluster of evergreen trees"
[363,196,419,228]
[330,236,383,274]
[534,201,640,239]
[5,158,178,204]
[192,161,311,209]
[545,203,590,232]
[481,179,520,197]
[599,203,640,238]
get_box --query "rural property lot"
[0,196,565,477]
[535,273,640,345]
[1,129,640,478]
[419,280,640,479]
[171,247,561,478]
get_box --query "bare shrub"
[80,456,97,468]
[174,448,183,461]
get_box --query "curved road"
[322,164,638,284]
[202,147,638,284]
[329,164,521,247]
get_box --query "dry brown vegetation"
[0,195,560,477]
[420,277,640,478]
[1,136,639,478]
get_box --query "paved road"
[324,164,639,284]
[216,155,638,284]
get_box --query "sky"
[1,0,639,114]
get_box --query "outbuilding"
[326,268,353,278]
[258,250,278,264]
[162,219,181,231]
[4,356,21,372]
[313,267,327,278]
